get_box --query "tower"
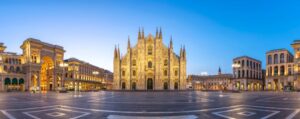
[113,45,121,90]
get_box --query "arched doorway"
[132,82,136,90]
[121,82,126,90]
[236,82,240,90]
[163,82,168,90]
[41,56,54,91]
[147,78,153,90]
[174,82,179,90]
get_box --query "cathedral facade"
[113,29,187,90]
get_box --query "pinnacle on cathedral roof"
[156,27,159,38]
[159,27,162,39]
[127,36,131,49]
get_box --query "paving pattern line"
[286,109,300,119]
[60,105,244,114]
[0,110,16,119]
[106,115,198,119]
[242,105,299,110]
[3,105,60,111]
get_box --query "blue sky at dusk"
[1,0,300,75]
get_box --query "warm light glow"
[92,71,99,75]
[60,63,69,67]
[232,63,241,68]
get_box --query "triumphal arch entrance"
[21,38,65,92]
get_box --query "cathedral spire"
[114,45,118,59]
[183,45,186,59]
[218,67,222,75]
[127,36,131,50]
[142,27,144,39]
[118,44,120,58]
[170,36,173,49]
[156,27,159,38]
[138,28,141,39]
[159,27,162,39]
[180,45,183,57]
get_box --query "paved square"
[0,91,300,119]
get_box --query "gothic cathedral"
[113,28,186,90]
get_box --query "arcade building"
[0,38,112,92]
[265,40,300,91]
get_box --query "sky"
[1,0,300,75]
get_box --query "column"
[38,72,41,90]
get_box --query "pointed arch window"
[175,70,178,76]
[164,70,168,76]
[148,45,153,55]
[148,61,152,68]
[132,59,136,66]
[164,59,168,66]
[122,70,125,76]
[133,70,136,76]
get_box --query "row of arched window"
[4,58,21,65]
[235,60,261,70]
[267,53,292,64]
[121,82,179,90]
[4,78,24,85]
[3,65,22,73]
[236,70,261,79]
[121,70,178,77]
[131,59,168,67]
[78,65,103,75]
[64,71,103,82]
[31,55,38,63]
[267,66,292,76]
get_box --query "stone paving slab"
[0,91,300,119]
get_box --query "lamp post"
[59,63,68,92]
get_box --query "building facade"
[64,58,109,91]
[113,29,187,90]
[188,68,233,91]
[103,70,113,90]
[21,38,66,92]
[0,38,112,92]
[232,56,263,91]
[265,49,294,91]
[291,40,300,91]
[265,40,300,91]
[0,43,26,91]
